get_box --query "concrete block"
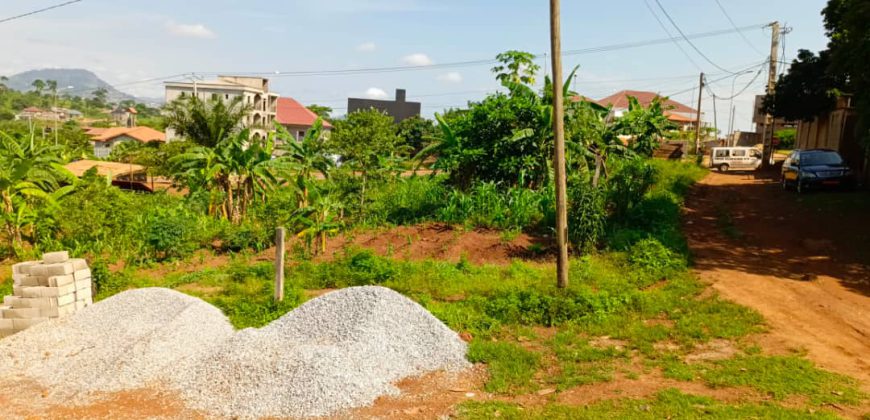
[28,264,48,277]
[74,278,92,291]
[0,319,12,329]
[16,275,45,287]
[57,294,75,307]
[73,269,91,281]
[76,287,92,300]
[42,262,74,276]
[12,285,23,296]
[2,307,41,318]
[70,258,88,271]
[12,261,40,275]
[3,295,19,307]
[48,274,75,288]
[12,317,48,329]
[42,251,69,264]
[0,327,14,338]
[13,297,56,309]
[40,304,75,318]
[20,283,76,298]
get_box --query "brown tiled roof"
[597,90,697,114]
[90,126,165,143]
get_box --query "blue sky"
[0,0,831,132]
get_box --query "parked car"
[781,149,852,193]
[710,146,763,172]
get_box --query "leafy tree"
[396,115,436,154]
[164,96,251,148]
[613,96,674,157]
[306,104,333,120]
[764,50,844,121]
[46,80,58,97]
[90,88,109,108]
[327,109,406,205]
[823,0,870,137]
[31,79,45,95]
[492,50,541,87]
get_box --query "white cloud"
[437,71,463,83]
[356,42,376,52]
[401,53,433,66]
[166,22,217,39]
[364,87,388,99]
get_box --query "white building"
[164,76,279,141]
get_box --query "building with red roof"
[86,126,165,158]
[276,97,333,141]
[596,90,700,130]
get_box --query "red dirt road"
[683,169,870,389]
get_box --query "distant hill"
[4,68,142,103]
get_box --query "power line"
[643,0,704,72]
[712,0,765,56]
[195,23,767,78]
[653,0,742,74]
[703,63,766,101]
[667,61,766,97]
[0,0,83,25]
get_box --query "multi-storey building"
[164,76,279,141]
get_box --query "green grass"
[702,355,864,405]
[457,388,842,419]
[467,340,540,394]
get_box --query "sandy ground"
[683,168,870,390]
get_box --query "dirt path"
[683,169,870,389]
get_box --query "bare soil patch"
[683,169,870,391]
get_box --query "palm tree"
[164,96,252,148]
[31,79,45,95]
[0,132,75,248]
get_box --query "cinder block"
[41,262,74,276]
[2,307,41,318]
[12,297,57,309]
[42,251,69,264]
[48,274,75,287]
[20,283,76,298]
[0,327,14,338]
[73,269,91,281]
[15,275,45,287]
[0,319,12,329]
[12,317,48,329]
[70,258,88,271]
[74,278,92,291]
[40,304,75,318]
[57,294,75,307]
[76,287,93,300]
[12,286,22,296]
[12,261,40,275]
[3,296,19,307]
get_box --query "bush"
[627,238,685,275]
[567,179,606,250]
[219,220,272,252]
[363,175,448,225]
[296,249,399,289]
[439,182,547,231]
[140,206,198,261]
[606,159,656,222]
[484,288,636,326]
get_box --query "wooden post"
[274,227,285,301]
[550,0,569,289]
[694,72,704,155]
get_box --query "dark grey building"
[347,89,421,123]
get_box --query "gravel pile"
[171,286,469,418]
[0,286,468,418]
[0,288,234,398]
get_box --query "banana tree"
[275,119,333,208]
[0,132,76,248]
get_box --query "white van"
[710,147,763,172]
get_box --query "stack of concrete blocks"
[0,251,93,338]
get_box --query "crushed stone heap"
[0,286,468,418]
[0,251,93,338]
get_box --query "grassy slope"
[5,160,863,417]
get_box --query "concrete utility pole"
[549,0,569,289]
[762,21,780,167]
[694,72,704,154]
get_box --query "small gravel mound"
[172,286,469,418]
[0,288,234,398]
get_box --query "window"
[211,93,219,101]
[714,149,729,158]
[297,131,306,140]
[225,94,229,100]
[731,149,746,157]
[179,92,186,98]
